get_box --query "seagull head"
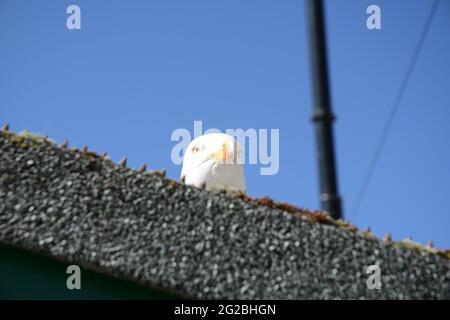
[180,133,246,192]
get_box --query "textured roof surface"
[0,129,449,299]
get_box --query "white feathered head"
[180,133,246,193]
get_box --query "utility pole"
[306,0,342,219]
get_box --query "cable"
[349,0,440,221]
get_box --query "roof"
[0,128,449,299]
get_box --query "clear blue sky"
[1,0,449,248]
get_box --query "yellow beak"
[210,141,229,163]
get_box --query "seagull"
[180,133,246,193]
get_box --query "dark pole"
[306,0,342,219]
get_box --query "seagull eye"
[191,146,200,154]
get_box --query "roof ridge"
[1,124,449,260]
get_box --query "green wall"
[0,243,181,299]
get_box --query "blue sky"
[1,0,449,248]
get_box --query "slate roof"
[0,128,449,299]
